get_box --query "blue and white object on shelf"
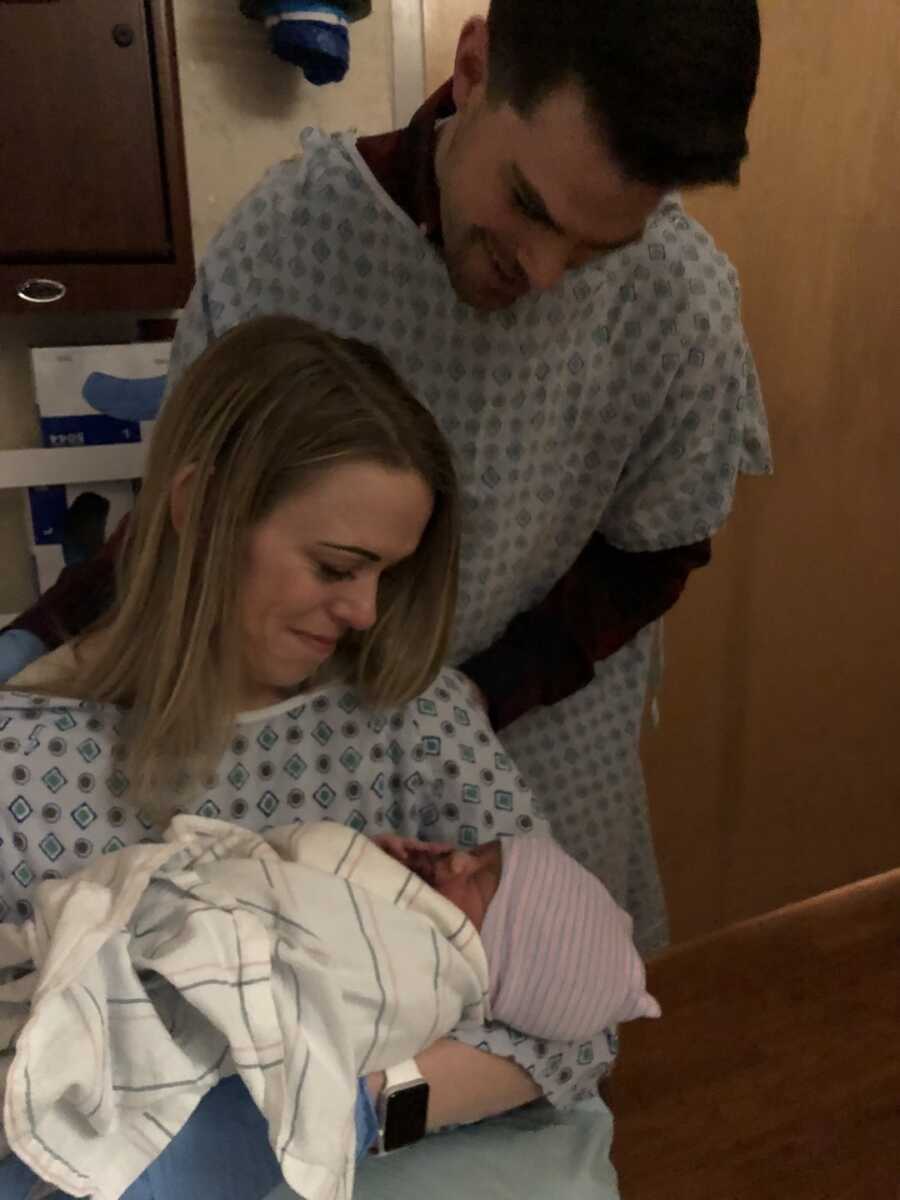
[82,370,167,424]
[24,341,171,595]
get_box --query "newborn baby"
[374,833,660,1042]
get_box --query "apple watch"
[375,1059,430,1154]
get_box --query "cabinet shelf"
[0,445,146,490]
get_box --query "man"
[3,1,770,953]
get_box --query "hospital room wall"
[0,0,395,616]
[424,0,900,941]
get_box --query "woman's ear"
[169,463,199,535]
[452,17,490,113]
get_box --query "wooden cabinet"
[0,0,193,312]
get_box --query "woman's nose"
[332,576,378,631]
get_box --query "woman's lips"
[292,630,338,656]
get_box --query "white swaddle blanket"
[0,817,490,1200]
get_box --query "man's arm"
[2,519,126,652]
[460,533,711,731]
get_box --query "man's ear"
[169,463,199,535]
[452,16,490,113]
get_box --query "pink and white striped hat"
[480,836,661,1041]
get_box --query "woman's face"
[239,460,433,709]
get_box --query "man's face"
[435,30,664,311]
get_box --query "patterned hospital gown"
[157,130,770,951]
[0,669,612,1107]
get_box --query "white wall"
[0,0,394,618]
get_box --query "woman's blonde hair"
[48,316,459,819]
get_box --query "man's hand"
[458,673,487,713]
[373,835,455,886]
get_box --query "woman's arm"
[367,1038,542,1132]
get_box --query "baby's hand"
[373,835,454,885]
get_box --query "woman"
[0,318,610,1154]
[15,314,455,817]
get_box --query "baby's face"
[425,841,502,931]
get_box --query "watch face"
[382,1081,430,1152]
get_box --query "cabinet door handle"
[17,278,67,304]
[112,23,135,47]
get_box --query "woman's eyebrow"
[317,541,381,563]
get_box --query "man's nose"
[517,231,571,292]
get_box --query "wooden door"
[422,1,900,940]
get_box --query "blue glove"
[82,371,167,424]
[0,629,47,685]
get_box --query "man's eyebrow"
[317,541,381,563]
[511,165,563,234]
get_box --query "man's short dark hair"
[486,0,761,189]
